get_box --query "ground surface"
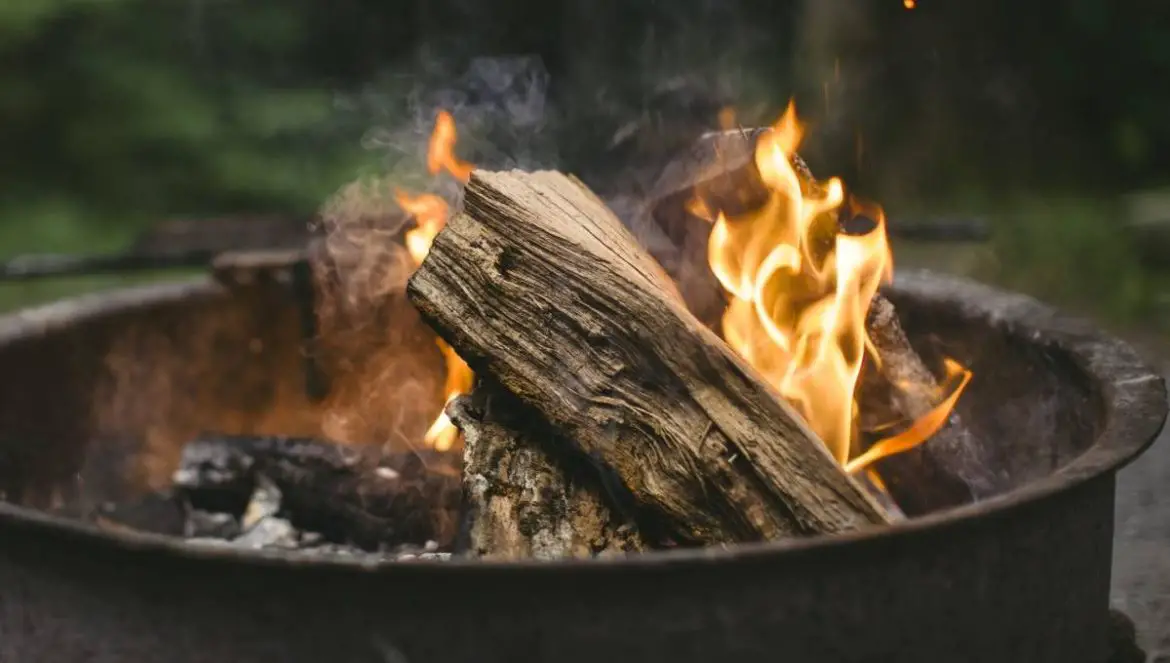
[1112,359,1170,661]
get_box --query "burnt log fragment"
[173,434,462,550]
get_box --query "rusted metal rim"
[0,270,1164,574]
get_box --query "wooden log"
[448,383,646,559]
[172,435,463,550]
[856,296,1006,515]
[407,169,891,545]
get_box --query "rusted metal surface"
[0,270,1163,663]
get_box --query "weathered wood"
[448,384,645,559]
[857,295,1005,515]
[407,169,891,546]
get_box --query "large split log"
[407,169,891,545]
[856,297,1006,514]
[448,383,646,559]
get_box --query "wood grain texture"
[449,384,645,559]
[408,169,890,544]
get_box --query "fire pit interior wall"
[0,271,1102,515]
[0,278,444,513]
[883,288,1102,490]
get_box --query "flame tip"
[710,101,964,485]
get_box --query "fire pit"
[0,264,1162,662]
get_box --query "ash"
[85,434,462,563]
[182,475,450,562]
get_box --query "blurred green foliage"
[0,0,377,243]
[0,0,1167,328]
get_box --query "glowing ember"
[700,100,970,474]
[903,0,916,8]
[395,110,475,451]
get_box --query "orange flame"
[703,100,969,476]
[845,358,972,474]
[395,110,475,451]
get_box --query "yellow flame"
[394,110,475,451]
[703,99,969,474]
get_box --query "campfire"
[81,102,1017,561]
[0,123,1162,660]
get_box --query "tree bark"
[407,169,891,546]
[448,383,646,560]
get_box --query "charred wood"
[856,295,1006,515]
[172,434,462,550]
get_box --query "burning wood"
[853,296,1006,514]
[87,103,1000,563]
[408,168,891,548]
[642,108,993,515]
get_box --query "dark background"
[2,0,1169,326]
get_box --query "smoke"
[308,1,804,453]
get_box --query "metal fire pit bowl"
[0,269,1164,663]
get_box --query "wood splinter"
[408,169,891,551]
